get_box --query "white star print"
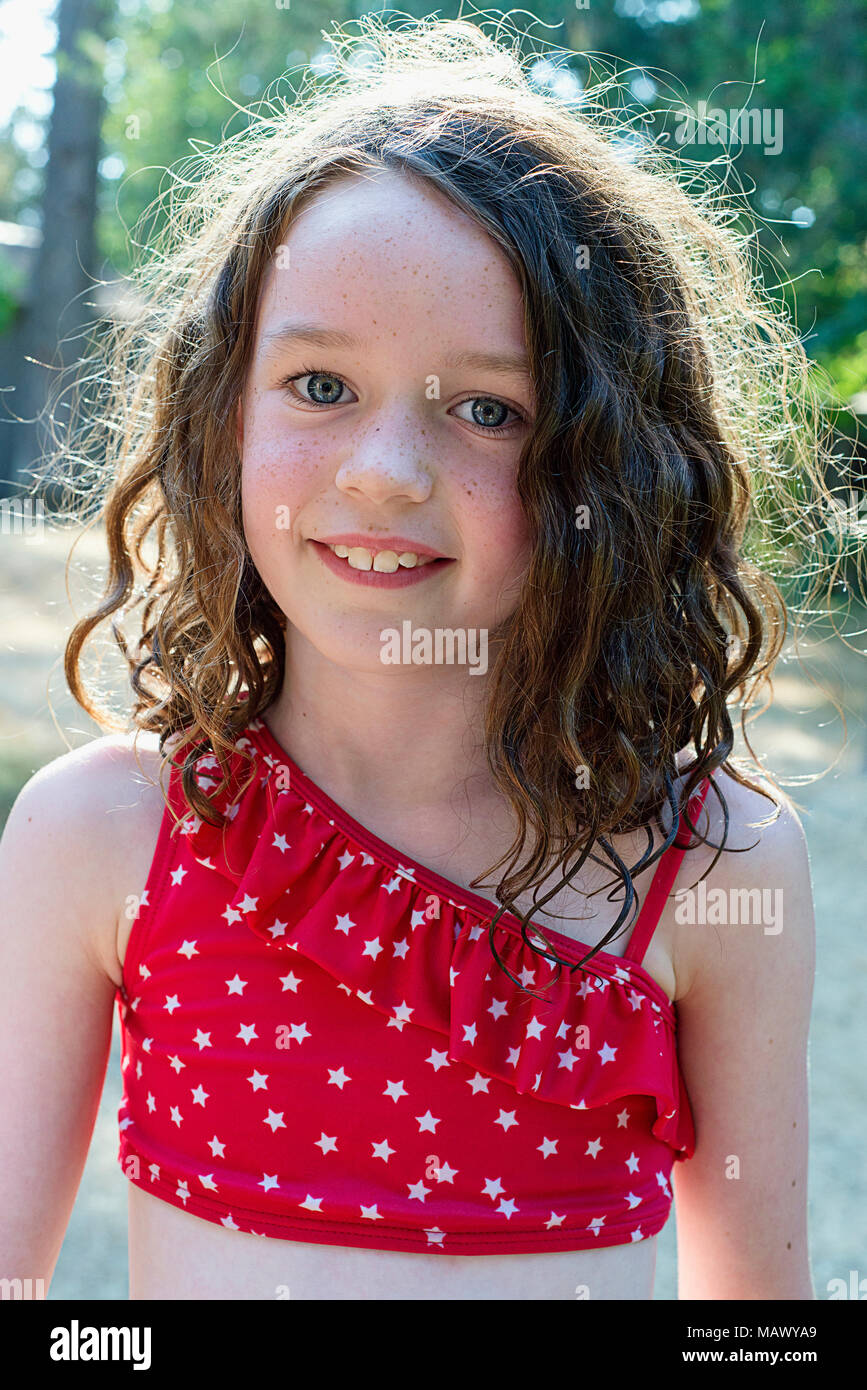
[388,1001,414,1028]
[434,1160,458,1183]
[467,1072,490,1094]
[114,722,692,1260]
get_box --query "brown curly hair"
[48,14,855,994]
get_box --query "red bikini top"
[116,717,709,1256]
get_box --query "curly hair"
[47,14,855,995]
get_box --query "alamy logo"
[49,1320,151,1369]
[674,101,783,155]
[674,881,783,934]
[380,621,488,675]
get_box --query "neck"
[261,625,502,818]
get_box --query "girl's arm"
[670,778,816,1299]
[0,740,125,1293]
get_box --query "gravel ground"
[1,522,864,1300]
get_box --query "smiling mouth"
[324,543,438,573]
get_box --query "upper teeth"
[328,544,434,572]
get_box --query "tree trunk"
[4,0,114,498]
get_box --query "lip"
[314,533,449,560]
[309,539,455,588]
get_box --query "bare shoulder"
[5,731,170,988]
[665,768,815,1003]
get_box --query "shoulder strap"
[622,778,712,965]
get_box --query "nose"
[333,401,434,506]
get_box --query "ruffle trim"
[166,719,695,1160]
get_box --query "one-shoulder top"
[115,717,707,1255]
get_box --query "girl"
[2,15,840,1300]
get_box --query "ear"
[235,396,244,453]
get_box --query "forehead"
[251,168,528,362]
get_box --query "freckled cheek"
[459,478,531,590]
[240,425,327,546]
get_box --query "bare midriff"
[127,1182,657,1299]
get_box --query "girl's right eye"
[279,369,357,408]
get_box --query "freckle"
[791,1180,796,1186]
[786,1242,791,1250]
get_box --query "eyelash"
[278,364,525,437]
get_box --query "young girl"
[2,15,839,1300]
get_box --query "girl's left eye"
[278,368,525,436]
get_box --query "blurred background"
[0,0,864,1299]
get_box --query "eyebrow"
[259,320,531,379]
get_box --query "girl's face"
[237,167,534,676]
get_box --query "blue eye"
[278,367,525,436]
